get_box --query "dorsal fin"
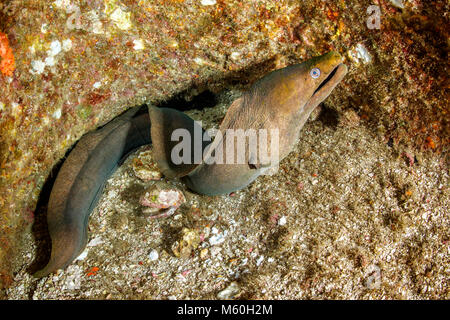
[149,105,211,179]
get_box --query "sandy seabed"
[5,91,449,299]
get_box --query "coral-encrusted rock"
[131,148,162,181]
[0,32,15,76]
[171,228,201,259]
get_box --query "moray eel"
[151,51,348,195]
[34,51,347,277]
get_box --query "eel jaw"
[306,63,348,110]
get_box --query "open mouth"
[313,64,341,96]
[304,62,348,110]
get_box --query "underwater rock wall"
[0,0,448,290]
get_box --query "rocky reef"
[0,0,448,298]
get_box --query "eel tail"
[34,107,151,278]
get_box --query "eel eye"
[310,68,321,79]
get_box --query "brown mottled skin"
[35,52,347,277]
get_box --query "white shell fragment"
[201,0,217,6]
[348,43,372,65]
[140,187,185,209]
[217,282,240,299]
[149,249,159,261]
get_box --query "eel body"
[35,51,347,277]
[34,108,151,277]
